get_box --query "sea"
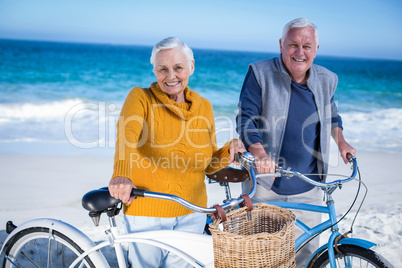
[0,39,401,157]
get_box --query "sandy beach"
[0,150,401,266]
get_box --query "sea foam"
[1,99,401,152]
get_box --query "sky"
[0,0,401,61]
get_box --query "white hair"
[150,37,194,71]
[281,18,319,48]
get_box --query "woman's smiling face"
[153,47,194,102]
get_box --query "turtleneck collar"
[150,82,202,121]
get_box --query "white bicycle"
[0,152,393,267]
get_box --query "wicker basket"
[209,203,296,268]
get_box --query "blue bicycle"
[1,153,394,267]
[205,154,394,268]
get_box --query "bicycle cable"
[349,167,368,233]
[295,167,367,253]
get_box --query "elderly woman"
[109,37,245,267]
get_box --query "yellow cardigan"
[112,82,232,217]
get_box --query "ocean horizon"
[1,39,401,157]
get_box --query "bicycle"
[0,152,394,267]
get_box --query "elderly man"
[236,18,356,266]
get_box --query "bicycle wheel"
[309,244,393,268]
[2,226,95,268]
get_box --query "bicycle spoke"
[34,238,44,267]
[62,244,66,268]
[20,250,41,268]
[47,234,52,267]
[5,237,80,268]
[344,255,352,267]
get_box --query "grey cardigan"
[250,56,340,183]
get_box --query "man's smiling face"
[280,26,318,83]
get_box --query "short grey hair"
[150,37,194,70]
[281,18,319,48]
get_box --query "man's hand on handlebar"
[109,176,137,204]
[331,127,356,164]
[339,141,356,164]
[247,142,277,174]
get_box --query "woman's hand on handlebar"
[248,142,277,174]
[229,139,247,165]
[109,176,137,204]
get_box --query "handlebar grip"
[131,188,145,197]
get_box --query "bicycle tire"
[2,226,95,268]
[309,244,393,268]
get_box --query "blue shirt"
[272,81,319,194]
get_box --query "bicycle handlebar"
[274,156,357,189]
[130,153,357,215]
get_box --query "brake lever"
[279,167,294,179]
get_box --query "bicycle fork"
[326,194,347,268]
